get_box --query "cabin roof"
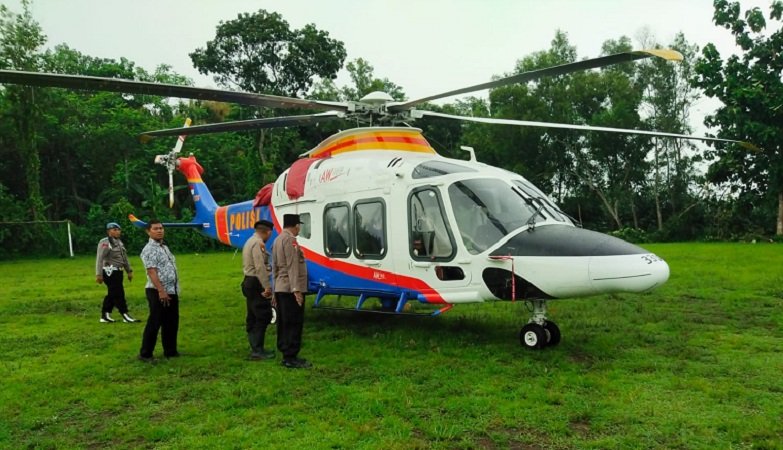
[304,127,436,159]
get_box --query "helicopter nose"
[588,253,670,293]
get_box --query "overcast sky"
[5,0,776,130]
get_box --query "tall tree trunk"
[17,88,44,221]
[631,200,639,229]
[256,129,267,165]
[777,190,783,236]
[654,140,663,231]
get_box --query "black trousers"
[242,276,272,353]
[102,269,129,314]
[275,292,305,360]
[139,288,179,358]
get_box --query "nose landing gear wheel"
[520,323,546,349]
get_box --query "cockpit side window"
[408,188,455,261]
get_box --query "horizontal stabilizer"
[128,214,205,229]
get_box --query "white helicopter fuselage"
[268,127,669,308]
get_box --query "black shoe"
[99,313,115,323]
[282,357,312,369]
[121,313,140,323]
[164,352,180,358]
[138,354,154,363]
[249,350,275,361]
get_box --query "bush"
[609,227,648,243]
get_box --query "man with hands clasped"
[241,219,275,360]
[272,214,311,369]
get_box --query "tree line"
[0,1,780,259]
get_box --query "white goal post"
[0,220,74,257]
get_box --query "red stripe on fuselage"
[215,206,229,245]
[299,246,445,303]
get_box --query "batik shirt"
[140,238,180,295]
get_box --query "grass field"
[1,243,782,449]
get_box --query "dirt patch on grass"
[569,418,591,436]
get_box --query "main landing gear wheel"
[520,323,546,349]
[519,300,561,349]
[543,320,561,347]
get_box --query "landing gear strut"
[519,300,560,349]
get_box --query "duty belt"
[103,265,122,277]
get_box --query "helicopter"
[0,49,751,349]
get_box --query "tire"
[519,323,546,349]
[543,320,561,347]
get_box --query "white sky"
[5,0,776,130]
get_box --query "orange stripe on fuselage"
[310,130,435,158]
[215,206,230,245]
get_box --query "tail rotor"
[153,118,192,208]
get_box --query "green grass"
[1,243,782,449]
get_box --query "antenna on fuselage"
[461,146,477,162]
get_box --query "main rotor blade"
[140,112,344,140]
[0,70,348,112]
[416,110,757,150]
[390,49,682,112]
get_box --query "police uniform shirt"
[242,233,271,290]
[272,229,308,293]
[140,238,179,295]
[95,236,132,276]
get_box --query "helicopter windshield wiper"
[525,203,545,231]
[512,187,547,220]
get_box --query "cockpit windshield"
[448,178,545,254]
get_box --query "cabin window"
[408,187,455,261]
[412,160,476,179]
[324,203,351,257]
[354,199,386,259]
[299,213,311,239]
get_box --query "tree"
[340,58,405,101]
[189,9,346,167]
[638,32,702,233]
[693,0,783,235]
[0,0,46,220]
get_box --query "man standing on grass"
[272,214,311,369]
[138,220,180,362]
[95,222,139,323]
[241,219,275,360]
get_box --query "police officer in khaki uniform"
[242,219,275,360]
[272,214,311,369]
[95,222,139,323]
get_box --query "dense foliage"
[1,1,780,259]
